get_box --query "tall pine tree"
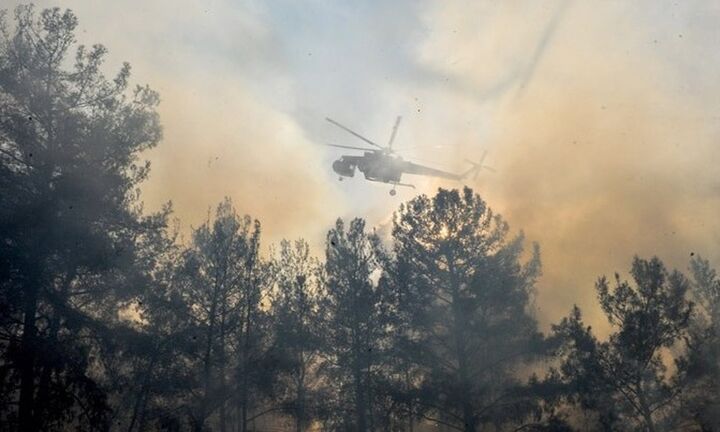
[0,6,164,430]
[390,187,543,432]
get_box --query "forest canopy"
[0,5,718,432]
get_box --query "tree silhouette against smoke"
[269,239,325,432]
[319,218,393,431]
[676,257,720,430]
[388,188,546,432]
[554,258,695,431]
[173,198,270,432]
[0,5,163,431]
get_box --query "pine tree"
[555,257,694,431]
[271,239,324,431]
[0,6,163,430]
[321,218,392,431]
[676,256,720,430]
[390,187,543,432]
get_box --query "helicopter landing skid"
[389,182,415,196]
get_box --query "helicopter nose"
[332,159,355,177]
[332,160,343,174]
[332,160,341,172]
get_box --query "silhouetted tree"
[390,187,544,432]
[229,213,274,432]
[173,198,271,432]
[320,218,392,432]
[554,257,694,432]
[675,256,720,430]
[270,239,325,431]
[98,215,183,432]
[0,5,163,431]
[551,306,622,431]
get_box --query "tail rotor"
[463,150,495,180]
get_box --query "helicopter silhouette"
[325,116,493,195]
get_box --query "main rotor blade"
[325,143,377,152]
[478,150,489,166]
[326,118,383,149]
[387,116,402,150]
[394,144,448,152]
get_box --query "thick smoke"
[139,77,346,245]
[413,0,720,331]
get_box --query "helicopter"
[325,116,493,195]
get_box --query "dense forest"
[1,6,718,432]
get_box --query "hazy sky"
[11,0,720,331]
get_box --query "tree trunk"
[296,371,305,432]
[34,309,60,429]
[354,358,368,432]
[239,297,252,432]
[35,273,75,430]
[200,295,218,432]
[366,353,374,432]
[18,278,39,432]
[462,403,476,432]
[128,352,158,432]
[637,390,657,432]
[219,303,227,432]
[192,416,205,432]
[406,370,414,432]
[448,262,476,432]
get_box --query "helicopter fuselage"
[332,152,404,183]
